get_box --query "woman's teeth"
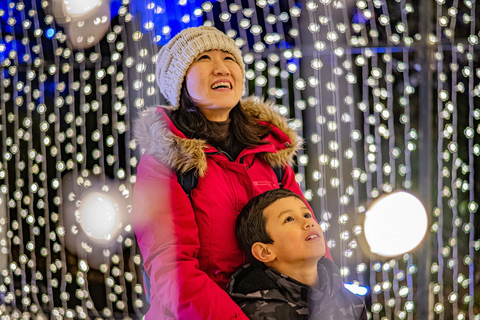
[211,82,232,89]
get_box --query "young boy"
[228,189,367,320]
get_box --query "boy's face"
[263,196,325,265]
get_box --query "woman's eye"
[198,55,210,60]
[304,213,312,218]
[225,56,235,61]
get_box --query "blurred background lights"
[364,192,428,257]
[51,0,112,49]
[63,0,103,16]
[0,0,478,318]
[79,193,119,240]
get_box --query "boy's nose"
[303,221,315,229]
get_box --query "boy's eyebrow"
[276,206,310,219]
[277,210,293,219]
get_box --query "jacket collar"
[227,263,309,307]
[227,258,342,305]
[134,96,302,177]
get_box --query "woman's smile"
[185,50,244,121]
[211,79,233,90]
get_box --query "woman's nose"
[213,60,230,75]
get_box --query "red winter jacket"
[132,97,332,319]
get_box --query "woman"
[132,26,331,319]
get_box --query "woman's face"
[185,50,243,121]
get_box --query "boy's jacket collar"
[134,96,302,177]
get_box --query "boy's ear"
[251,242,275,263]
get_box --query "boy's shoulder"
[228,260,366,320]
[227,264,309,320]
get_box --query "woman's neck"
[202,109,231,122]
[210,117,230,134]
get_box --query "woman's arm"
[132,155,249,319]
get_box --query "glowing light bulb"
[364,191,428,257]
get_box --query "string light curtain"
[297,1,479,319]
[0,0,145,318]
[0,0,478,319]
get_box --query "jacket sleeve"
[280,164,333,261]
[131,155,250,320]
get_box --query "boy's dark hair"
[236,189,303,266]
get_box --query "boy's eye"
[304,213,312,218]
[197,55,210,60]
[284,217,294,223]
[225,56,235,61]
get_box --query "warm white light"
[80,193,119,240]
[51,0,110,49]
[0,194,7,271]
[63,0,102,15]
[364,191,427,257]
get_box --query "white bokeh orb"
[63,0,102,15]
[80,193,119,240]
[364,191,428,257]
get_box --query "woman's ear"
[251,242,275,263]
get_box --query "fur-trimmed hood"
[134,96,302,177]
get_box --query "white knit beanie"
[155,26,246,110]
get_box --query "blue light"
[43,80,57,96]
[351,47,405,54]
[344,283,370,296]
[352,12,369,24]
[0,40,26,64]
[0,1,9,23]
[110,0,123,18]
[279,41,291,49]
[46,28,55,39]
[127,0,203,46]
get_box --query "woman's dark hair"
[236,189,303,266]
[170,83,271,148]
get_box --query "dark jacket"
[227,257,367,320]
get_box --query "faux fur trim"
[133,96,302,177]
[133,110,208,177]
[241,96,303,168]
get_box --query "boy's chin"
[312,253,326,264]
[312,249,326,261]
[302,254,324,265]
